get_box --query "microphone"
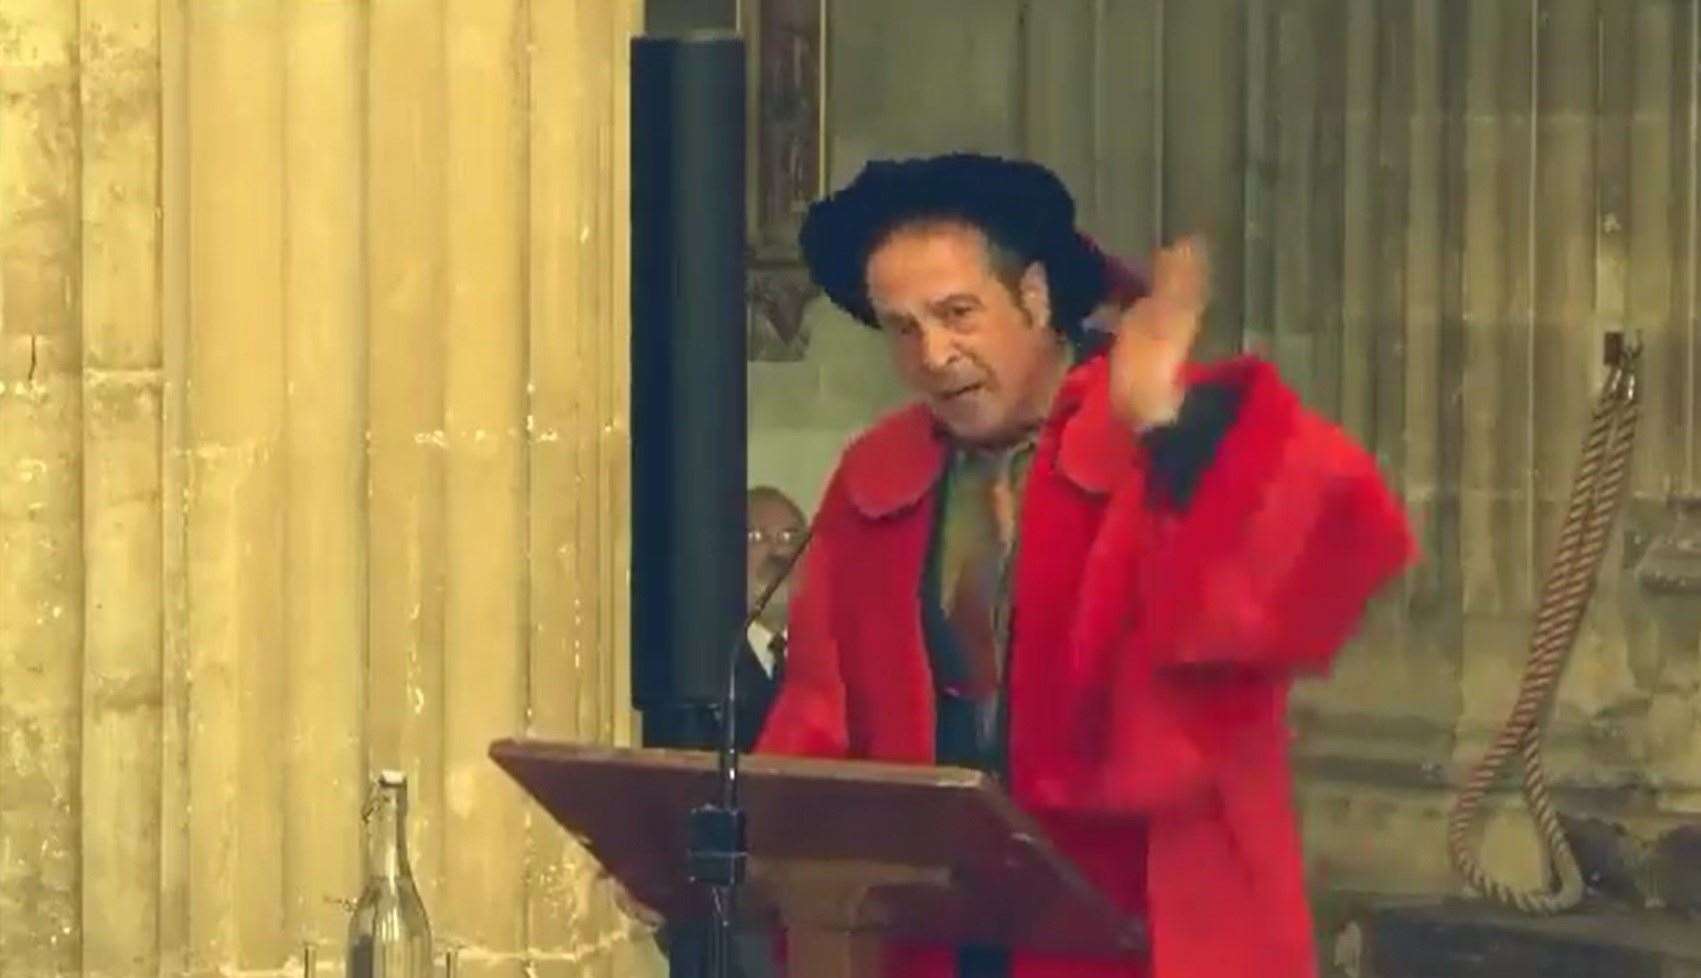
[688,520,815,978]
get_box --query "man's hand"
[1109,236,1209,432]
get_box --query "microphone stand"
[687,524,814,978]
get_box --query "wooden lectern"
[489,739,1146,977]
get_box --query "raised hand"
[1108,235,1209,432]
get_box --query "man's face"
[866,222,1066,446]
[747,493,805,626]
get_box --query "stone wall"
[0,2,660,976]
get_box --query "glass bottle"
[347,770,433,978]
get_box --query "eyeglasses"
[748,527,805,547]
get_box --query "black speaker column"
[630,34,748,749]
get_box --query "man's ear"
[1018,262,1053,329]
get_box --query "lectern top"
[489,739,1145,957]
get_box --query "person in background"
[737,485,805,751]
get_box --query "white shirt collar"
[746,621,780,677]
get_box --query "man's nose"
[918,323,958,373]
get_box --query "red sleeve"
[1136,357,1415,673]
[1091,358,1415,812]
[752,475,851,759]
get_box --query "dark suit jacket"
[733,634,782,753]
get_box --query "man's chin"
[928,409,1018,448]
[927,402,993,441]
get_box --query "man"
[737,485,804,750]
[754,154,1415,978]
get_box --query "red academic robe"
[756,354,1415,978]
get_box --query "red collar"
[840,356,1135,519]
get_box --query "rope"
[1445,340,1642,914]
